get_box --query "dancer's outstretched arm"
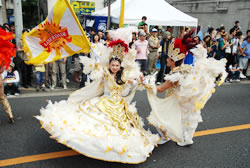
[157,81,176,93]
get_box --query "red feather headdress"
[0,28,16,70]
[108,39,129,53]
[107,39,129,61]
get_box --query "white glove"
[143,74,156,90]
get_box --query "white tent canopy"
[92,0,198,27]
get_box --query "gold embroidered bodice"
[169,64,192,75]
[103,72,125,100]
[96,71,142,136]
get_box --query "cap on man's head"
[152,28,158,32]
[163,31,171,38]
[139,31,146,36]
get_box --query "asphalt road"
[0,82,250,168]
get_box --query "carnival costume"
[146,43,227,146]
[0,28,15,123]
[180,29,199,65]
[36,28,159,164]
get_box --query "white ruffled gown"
[36,70,159,164]
[147,44,227,144]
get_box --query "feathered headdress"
[80,28,141,82]
[0,28,16,70]
[108,39,129,61]
[168,42,185,62]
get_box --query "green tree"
[22,0,39,28]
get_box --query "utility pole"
[37,0,40,23]
[14,0,23,42]
[119,0,125,28]
[0,0,2,25]
[107,0,111,30]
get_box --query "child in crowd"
[35,64,46,91]
[1,62,20,96]
[228,62,241,82]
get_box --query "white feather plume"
[109,26,138,44]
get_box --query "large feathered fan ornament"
[0,28,16,70]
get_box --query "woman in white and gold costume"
[36,28,159,164]
[146,43,227,146]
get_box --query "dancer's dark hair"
[109,57,125,85]
[175,58,184,67]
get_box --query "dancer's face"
[109,60,121,74]
[167,58,174,67]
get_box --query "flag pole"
[119,0,125,28]
[107,0,111,30]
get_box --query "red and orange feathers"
[0,28,16,70]
[108,39,129,53]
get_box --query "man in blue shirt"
[239,36,250,78]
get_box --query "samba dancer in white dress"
[36,28,159,164]
[145,43,227,146]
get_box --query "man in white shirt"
[2,63,20,96]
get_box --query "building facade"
[40,0,109,19]
[167,0,250,34]
[0,0,14,25]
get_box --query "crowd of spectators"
[131,18,250,84]
[201,21,250,82]
[1,18,250,96]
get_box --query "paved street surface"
[0,82,250,168]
